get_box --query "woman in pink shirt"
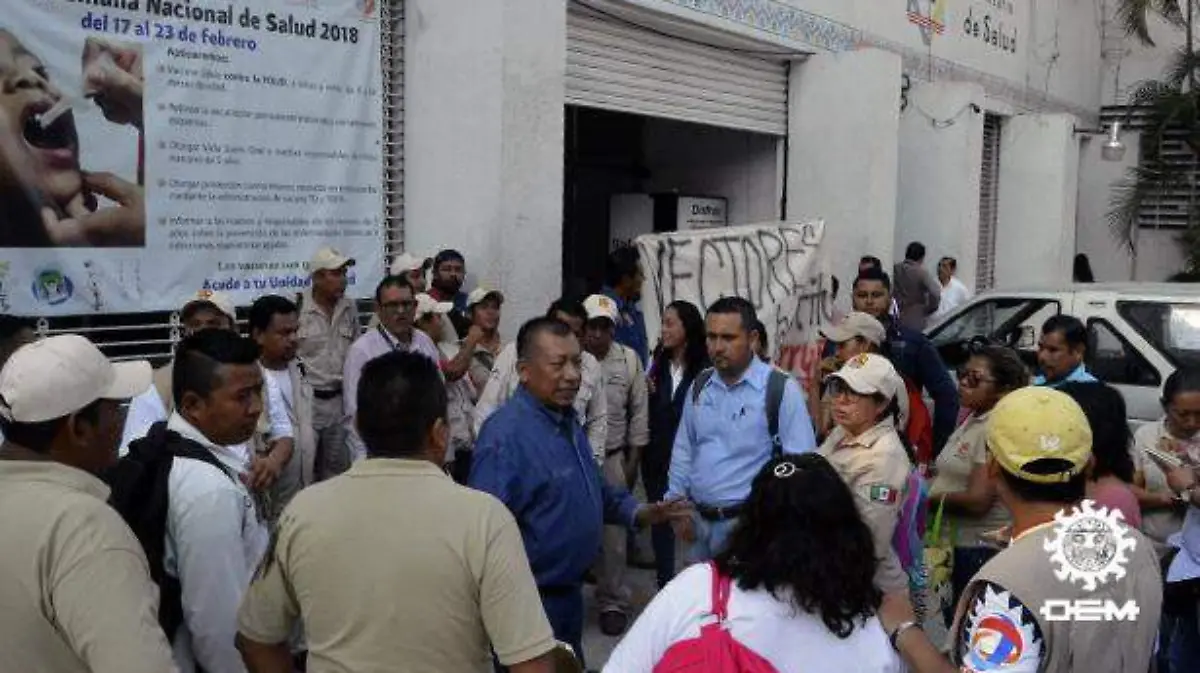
[1060,381,1142,528]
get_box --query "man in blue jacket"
[469,317,679,664]
[850,268,959,455]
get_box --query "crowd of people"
[0,241,1197,673]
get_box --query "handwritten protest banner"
[636,221,842,389]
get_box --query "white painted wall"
[994,114,1080,288]
[404,0,566,337]
[642,119,781,226]
[896,81,986,293]
[1075,133,1139,281]
[626,0,1103,116]
[788,48,903,281]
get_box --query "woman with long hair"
[928,344,1026,614]
[1059,381,1142,526]
[643,300,708,588]
[605,454,902,671]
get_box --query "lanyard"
[377,325,404,353]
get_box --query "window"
[976,114,1002,291]
[1118,301,1200,369]
[929,298,1058,348]
[1085,319,1160,387]
[928,297,1058,369]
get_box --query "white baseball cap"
[819,312,886,346]
[467,286,504,308]
[414,293,453,319]
[0,335,151,423]
[183,289,237,323]
[310,246,356,273]
[582,294,620,323]
[825,353,903,401]
[390,252,432,276]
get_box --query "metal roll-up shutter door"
[976,114,1002,292]
[566,7,788,136]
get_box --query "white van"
[924,283,1200,425]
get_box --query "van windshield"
[1118,301,1200,368]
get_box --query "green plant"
[1108,0,1200,272]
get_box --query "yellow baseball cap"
[986,387,1093,484]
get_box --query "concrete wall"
[1075,133,1139,281]
[642,119,781,226]
[404,0,566,337]
[994,114,1080,288]
[788,48,902,282]
[895,81,987,293]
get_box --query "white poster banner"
[0,0,384,314]
[636,221,840,389]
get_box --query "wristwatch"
[1178,485,1200,506]
[889,620,922,651]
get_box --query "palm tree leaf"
[1165,46,1200,89]
[1107,163,1195,249]
[1115,0,1188,46]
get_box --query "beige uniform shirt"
[473,341,608,458]
[598,343,650,454]
[951,522,1162,672]
[930,412,1010,547]
[295,289,359,391]
[818,421,911,593]
[0,461,179,673]
[238,459,555,672]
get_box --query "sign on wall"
[0,0,384,314]
[677,196,727,230]
[636,221,840,389]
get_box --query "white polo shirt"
[164,413,270,673]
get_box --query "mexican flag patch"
[869,484,898,504]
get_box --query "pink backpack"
[653,563,780,673]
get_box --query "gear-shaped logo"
[1043,500,1137,591]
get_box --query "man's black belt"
[695,502,744,522]
[313,387,342,400]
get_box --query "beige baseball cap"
[467,286,504,308]
[310,246,356,273]
[182,289,237,323]
[825,353,902,401]
[414,293,453,319]
[820,312,886,346]
[0,335,151,423]
[583,294,620,323]
[390,252,432,276]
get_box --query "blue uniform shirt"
[469,387,640,588]
[666,358,817,507]
[603,287,648,367]
[1034,363,1097,387]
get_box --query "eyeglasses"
[380,300,417,312]
[957,369,995,388]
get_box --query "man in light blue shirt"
[1034,314,1098,387]
[666,297,817,561]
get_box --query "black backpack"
[103,422,237,640]
[691,367,789,456]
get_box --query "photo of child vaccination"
[0,30,144,247]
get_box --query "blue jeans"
[943,546,1001,627]
[541,588,585,669]
[1170,602,1200,673]
[686,513,738,564]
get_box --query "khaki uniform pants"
[595,450,631,614]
